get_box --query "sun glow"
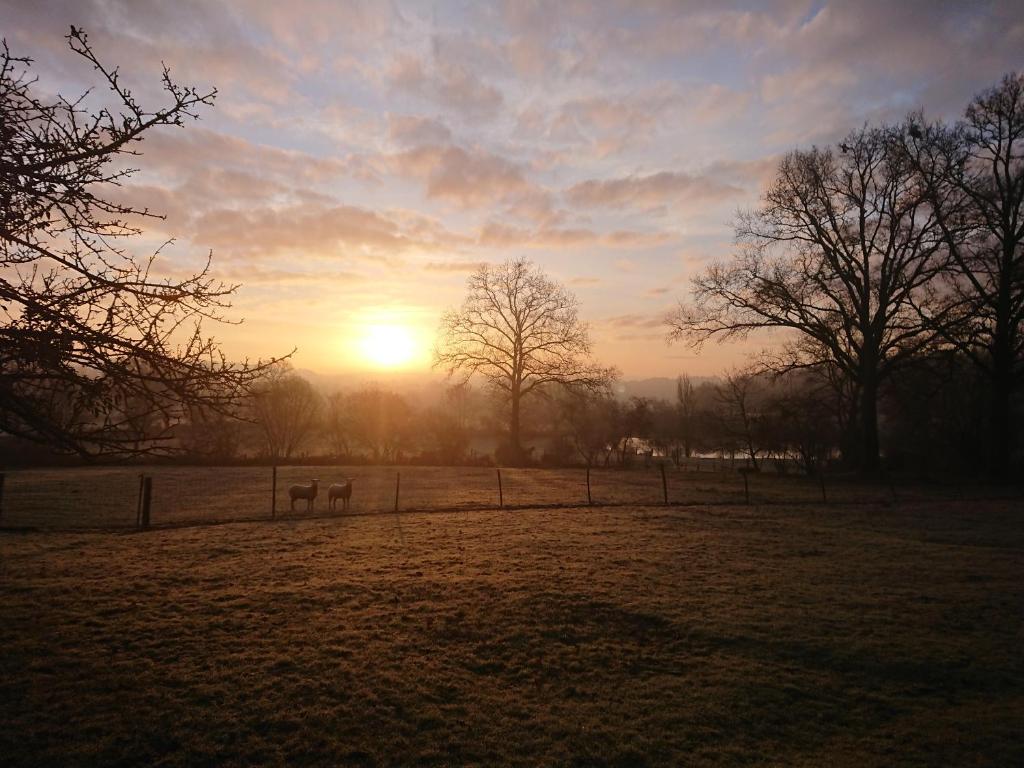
[357,323,421,369]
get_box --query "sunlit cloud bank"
[3,0,1021,376]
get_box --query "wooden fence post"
[497,468,503,508]
[394,471,401,513]
[660,462,668,505]
[136,473,145,528]
[271,465,277,519]
[140,476,152,530]
[819,473,827,504]
[586,466,592,506]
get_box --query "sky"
[3,0,1022,379]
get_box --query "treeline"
[159,355,997,477]
[672,73,1024,480]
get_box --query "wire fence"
[0,462,1019,531]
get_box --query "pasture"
[0,463,1012,529]
[1,498,1022,766]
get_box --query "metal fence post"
[819,473,827,504]
[497,468,503,508]
[394,471,401,513]
[660,462,668,505]
[0,472,5,522]
[742,470,750,505]
[586,466,592,506]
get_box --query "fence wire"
[0,462,1017,530]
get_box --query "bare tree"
[435,258,616,464]
[669,125,947,472]
[179,403,243,461]
[422,383,474,464]
[0,28,281,457]
[556,386,619,467]
[714,368,766,471]
[323,392,353,461]
[904,73,1024,480]
[676,373,699,459]
[251,368,322,460]
[344,387,416,462]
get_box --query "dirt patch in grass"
[1,501,1022,766]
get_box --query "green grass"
[1,499,1021,766]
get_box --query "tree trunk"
[860,368,880,475]
[990,339,1013,483]
[509,387,523,465]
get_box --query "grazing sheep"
[289,479,319,512]
[328,479,354,512]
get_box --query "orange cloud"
[566,171,742,210]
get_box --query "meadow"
[0,462,1013,529]
[1,497,1021,766]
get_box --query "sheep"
[328,479,355,512]
[289,479,319,512]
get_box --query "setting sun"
[357,323,420,369]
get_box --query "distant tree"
[0,28,279,457]
[676,374,698,459]
[435,258,616,464]
[556,386,619,467]
[904,73,1024,480]
[766,372,839,475]
[179,403,243,461]
[670,125,948,473]
[323,392,354,461]
[713,369,766,471]
[648,398,681,466]
[612,396,653,466]
[345,387,415,462]
[251,368,322,460]
[422,384,474,464]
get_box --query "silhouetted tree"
[670,125,947,473]
[556,386,619,467]
[323,392,354,461]
[435,258,616,464]
[676,373,699,459]
[766,372,839,475]
[0,28,279,457]
[904,73,1024,480]
[422,384,474,464]
[251,367,322,460]
[344,387,415,462]
[713,368,765,470]
[180,403,243,461]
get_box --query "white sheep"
[289,479,319,512]
[328,479,354,512]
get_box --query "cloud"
[601,311,671,341]
[388,53,504,119]
[478,222,672,250]
[566,171,743,210]
[188,202,464,259]
[388,115,453,147]
[389,145,532,208]
[423,260,485,272]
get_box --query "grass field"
[1,498,1022,766]
[1,463,1014,529]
